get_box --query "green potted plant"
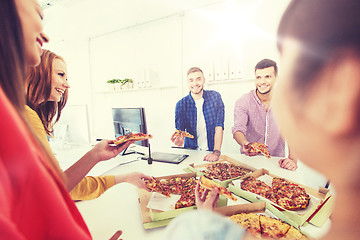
[107,79,121,90]
[107,78,134,90]
[123,78,134,89]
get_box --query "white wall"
[43,0,290,153]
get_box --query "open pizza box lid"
[183,155,259,187]
[138,172,229,229]
[228,168,334,227]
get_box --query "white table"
[56,144,331,240]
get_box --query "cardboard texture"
[183,155,258,187]
[215,201,310,238]
[138,172,228,229]
[215,201,266,216]
[229,169,333,227]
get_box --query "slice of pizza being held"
[174,130,194,139]
[248,142,271,158]
[113,132,153,145]
[144,177,171,197]
[199,175,237,201]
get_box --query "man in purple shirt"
[232,59,297,170]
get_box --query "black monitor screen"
[112,108,148,147]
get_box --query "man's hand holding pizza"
[170,132,185,147]
[171,130,193,147]
[242,142,259,157]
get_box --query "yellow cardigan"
[24,106,115,200]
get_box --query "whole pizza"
[241,176,310,211]
[200,162,252,181]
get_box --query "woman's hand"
[92,139,135,163]
[115,172,152,191]
[195,181,219,211]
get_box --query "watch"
[213,149,221,156]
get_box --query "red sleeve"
[0,89,92,239]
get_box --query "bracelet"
[213,149,221,156]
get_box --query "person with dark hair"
[171,67,225,162]
[25,49,152,200]
[0,0,140,238]
[273,0,360,238]
[0,0,92,238]
[232,59,297,170]
[165,0,360,239]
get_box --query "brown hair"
[277,0,360,91]
[0,0,65,182]
[26,49,69,136]
[0,0,26,112]
[255,59,278,76]
[187,67,203,76]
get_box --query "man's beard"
[191,85,204,94]
[256,86,271,95]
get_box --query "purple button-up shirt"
[232,90,285,157]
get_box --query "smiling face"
[49,59,70,102]
[187,71,205,95]
[15,0,48,66]
[255,67,276,95]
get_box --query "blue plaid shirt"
[175,90,225,151]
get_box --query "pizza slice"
[113,132,152,145]
[281,226,308,239]
[259,215,290,238]
[199,175,237,201]
[144,177,170,197]
[174,129,194,138]
[230,213,261,237]
[175,194,195,209]
[241,176,272,198]
[248,142,271,158]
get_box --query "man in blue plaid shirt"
[171,67,225,162]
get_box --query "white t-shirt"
[195,98,208,150]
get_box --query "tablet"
[140,152,188,164]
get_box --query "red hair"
[26,49,69,136]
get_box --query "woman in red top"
[0,0,120,239]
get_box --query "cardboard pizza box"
[215,201,311,238]
[183,155,259,187]
[228,169,334,227]
[138,172,228,229]
[214,201,266,216]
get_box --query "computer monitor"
[112,107,149,147]
[112,107,188,163]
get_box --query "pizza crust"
[113,132,153,145]
[199,176,237,201]
[174,130,194,138]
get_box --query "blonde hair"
[187,67,203,76]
